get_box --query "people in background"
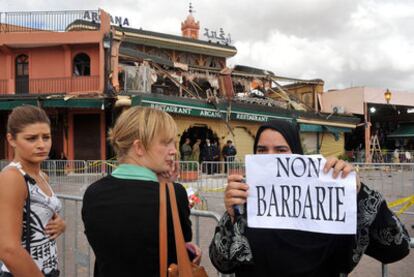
[209,119,410,277]
[222,140,237,173]
[191,138,201,163]
[82,107,201,276]
[180,137,193,161]
[393,148,400,163]
[201,138,218,174]
[405,150,412,163]
[0,105,66,277]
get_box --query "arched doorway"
[180,125,220,163]
[15,54,29,94]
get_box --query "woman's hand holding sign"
[324,157,361,192]
[225,156,360,223]
[225,174,249,220]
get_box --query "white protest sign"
[246,154,357,234]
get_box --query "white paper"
[246,154,357,234]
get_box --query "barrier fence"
[55,194,227,277]
[1,160,414,276]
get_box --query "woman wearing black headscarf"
[209,119,410,277]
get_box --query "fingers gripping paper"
[246,154,357,234]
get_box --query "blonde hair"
[108,107,177,159]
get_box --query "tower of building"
[181,3,200,39]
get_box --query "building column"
[100,110,106,160]
[364,102,371,163]
[68,112,74,160]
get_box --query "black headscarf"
[253,119,304,154]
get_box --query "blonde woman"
[82,107,201,276]
[0,105,65,277]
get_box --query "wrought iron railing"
[0,10,98,32]
[0,76,99,95]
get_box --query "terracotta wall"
[27,45,99,78]
[71,44,100,76]
[0,44,100,94]
[0,55,7,78]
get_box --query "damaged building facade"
[108,10,358,159]
[0,9,359,161]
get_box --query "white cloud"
[1,0,414,91]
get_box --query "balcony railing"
[0,10,98,32]
[0,76,100,95]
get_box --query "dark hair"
[253,119,304,154]
[227,140,232,143]
[7,105,51,138]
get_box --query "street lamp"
[103,34,112,49]
[384,89,392,104]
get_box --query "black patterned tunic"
[209,183,410,276]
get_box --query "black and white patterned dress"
[1,162,62,275]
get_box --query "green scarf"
[111,164,158,182]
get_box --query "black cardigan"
[82,176,192,277]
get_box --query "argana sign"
[83,11,130,27]
[246,154,357,234]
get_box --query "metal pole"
[364,102,371,163]
[382,263,388,277]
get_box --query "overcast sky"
[3,0,414,91]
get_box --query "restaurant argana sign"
[246,154,357,234]
[140,99,288,122]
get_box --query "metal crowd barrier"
[1,160,414,276]
[352,163,414,201]
[55,194,224,277]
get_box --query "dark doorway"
[15,54,29,94]
[180,125,220,173]
[180,125,219,150]
[47,113,65,160]
[73,114,101,160]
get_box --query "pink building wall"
[0,45,100,94]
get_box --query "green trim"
[112,164,158,182]
[0,99,38,110]
[300,124,324,132]
[42,98,105,108]
[0,98,105,110]
[300,124,351,133]
[132,95,292,123]
[388,124,414,138]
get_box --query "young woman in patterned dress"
[0,105,66,277]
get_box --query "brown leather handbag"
[159,182,208,277]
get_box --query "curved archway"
[179,125,220,163]
[73,53,91,76]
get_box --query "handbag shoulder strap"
[159,182,168,277]
[167,182,193,276]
